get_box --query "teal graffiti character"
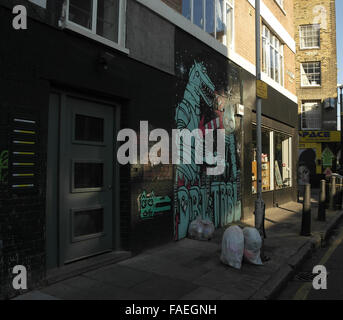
[175,61,215,186]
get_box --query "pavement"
[13,190,343,300]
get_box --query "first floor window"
[180,0,234,47]
[301,62,321,87]
[301,101,322,130]
[68,0,121,43]
[262,25,284,85]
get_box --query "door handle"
[108,185,112,190]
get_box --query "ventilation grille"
[9,115,39,192]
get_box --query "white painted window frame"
[269,131,275,191]
[300,61,321,87]
[64,0,129,54]
[262,25,284,87]
[183,0,234,49]
[252,123,274,193]
[274,0,284,10]
[299,24,320,50]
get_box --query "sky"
[337,0,343,86]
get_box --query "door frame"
[46,89,121,269]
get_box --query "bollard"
[336,177,342,210]
[317,180,326,221]
[301,184,312,236]
[325,178,330,208]
[329,176,336,210]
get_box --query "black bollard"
[339,177,343,210]
[318,180,326,221]
[301,184,312,236]
[329,176,336,210]
[336,177,342,210]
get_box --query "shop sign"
[299,131,341,143]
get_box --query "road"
[277,219,343,300]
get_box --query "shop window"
[252,125,272,194]
[274,132,292,189]
[180,0,234,48]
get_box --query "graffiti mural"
[138,190,172,220]
[174,57,242,240]
[0,150,8,185]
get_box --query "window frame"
[299,24,320,50]
[273,131,292,190]
[300,61,321,87]
[301,101,322,130]
[182,0,234,49]
[64,0,129,54]
[274,0,284,9]
[262,24,284,86]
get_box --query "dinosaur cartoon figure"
[175,61,215,187]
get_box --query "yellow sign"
[256,80,268,99]
[299,131,341,143]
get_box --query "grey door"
[59,95,114,263]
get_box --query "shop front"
[298,131,341,187]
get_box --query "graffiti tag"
[138,191,171,220]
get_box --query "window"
[29,0,47,8]
[275,0,284,9]
[67,0,123,45]
[301,62,321,87]
[181,0,234,47]
[300,24,320,49]
[274,132,292,189]
[252,125,272,194]
[301,101,322,130]
[262,25,284,85]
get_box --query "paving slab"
[12,191,343,301]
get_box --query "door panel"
[59,95,114,263]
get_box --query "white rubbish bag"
[243,227,263,265]
[220,225,244,269]
[188,217,215,241]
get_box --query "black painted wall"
[0,1,298,297]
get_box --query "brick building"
[294,0,339,186]
[0,0,298,298]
